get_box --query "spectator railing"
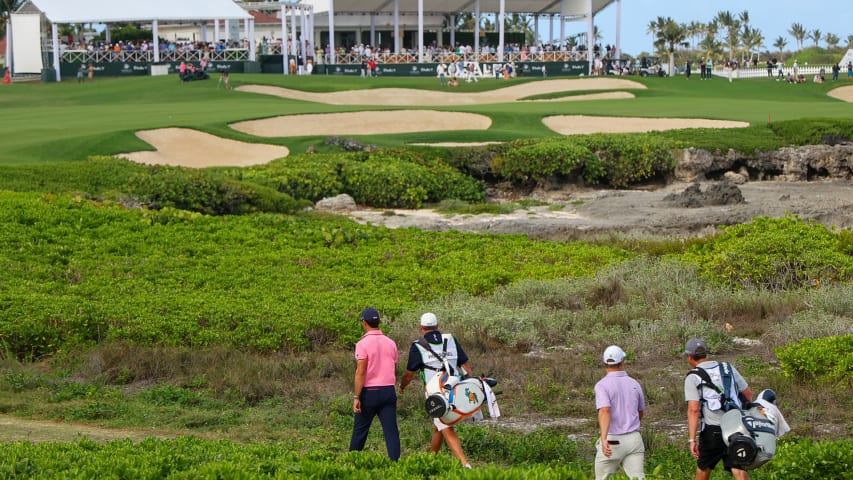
[58,49,249,63]
[712,65,833,79]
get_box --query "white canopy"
[19,0,250,24]
[302,0,616,18]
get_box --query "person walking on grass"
[399,312,473,469]
[349,307,401,461]
[594,345,646,480]
[684,339,753,480]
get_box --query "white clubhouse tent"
[9,0,251,81]
[301,0,622,67]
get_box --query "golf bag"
[424,371,488,425]
[720,405,778,470]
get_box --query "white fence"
[712,65,834,80]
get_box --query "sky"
[545,0,851,56]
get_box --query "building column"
[450,15,455,48]
[370,13,376,47]
[214,19,220,43]
[474,0,480,58]
[393,0,399,53]
[329,0,336,63]
[224,20,230,43]
[153,20,160,62]
[534,14,538,46]
[309,7,315,58]
[201,23,208,43]
[105,24,111,44]
[290,7,297,58]
[615,0,621,58]
[249,18,256,61]
[282,6,288,74]
[587,0,594,74]
[417,0,423,62]
[5,20,12,74]
[51,23,60,81]
[498,0,505,62]
[548,15,553,44]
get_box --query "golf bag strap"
[417,338,453,374]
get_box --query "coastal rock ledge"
[675,144,853,183]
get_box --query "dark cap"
[360,307,380,323]
[684,338,708,356]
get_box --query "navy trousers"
[349,385,400,461]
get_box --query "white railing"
[57,49,249,63]
[713,65,833,80]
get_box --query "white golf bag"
[720,405,778,470]
[424,370,487,426]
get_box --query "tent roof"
[302,0,616,18]
[19,0,251,24]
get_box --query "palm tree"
[773,36,787,61]
[646,16,665,52]
[824,33,840,50]
[741,26,764,64]
[847,34,853,49]
[788,23,806,50]
[686,21,703,51]
[653,17,687,76]
[503,13,535,45]
[810,29,822,47]
[714,10,739,60]
[699,35,724,62]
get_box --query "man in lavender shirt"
[594,345,646,479]
[349,307,400,460]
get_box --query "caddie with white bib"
[399,312,486,469]
[683,338,754,480]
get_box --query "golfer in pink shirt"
[349,307,400,460]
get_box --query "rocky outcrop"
[674,144,853,183]
[315,194,357,212]
[663,182,745,208]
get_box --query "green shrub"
[765,438,853,480]
[239,155,345,202]
[0,156,146,195]
[491,139,602,184]
[775,335,852,384]
[769,118,853,146]
[460,425,578,464]
[680,215,853,289]
[126,165,308,215]
[574,134,677,187]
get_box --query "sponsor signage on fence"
[316,61,588,77]
[60,61,246,78]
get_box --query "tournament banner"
[60,61,246,78]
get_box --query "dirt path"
[0,415,176,443]
[346,180,853,238]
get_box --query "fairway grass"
[0,74,851,164]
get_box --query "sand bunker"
[236,78,645,106]
[542,115,749,135]
[231,110,491,137]
[120,128,289,167]
[828,85,853,102]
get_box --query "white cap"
[603,345,626,365]
[420,312,438,327]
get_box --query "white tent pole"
[615,0,621,59]
[474,0,479,59]
[224,20,230,43]
[214,19,220,44]
[282,6,288,74]
[587,0,594,74]
[153,20,160,63]
[534,14,538,46]
[51,23,60,81]
[6,19,12,75]
[559,5,565,45]
[290,6,297,58]
[249,18,256,61]
[309,7,315,60]
[498,0,505,62]
[370,13,375,47]
[301,7,307,61]
[549,15,553,45]
[450,15,455,48]
[417,0,423,63]
[393,0,399,54]
[328,0,335,64]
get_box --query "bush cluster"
[126,165,309,215]
[769,117,853,146]
[775,334,852,385]
[491,134,677,188]
[680,215,853,290]
[236,150,485,208]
